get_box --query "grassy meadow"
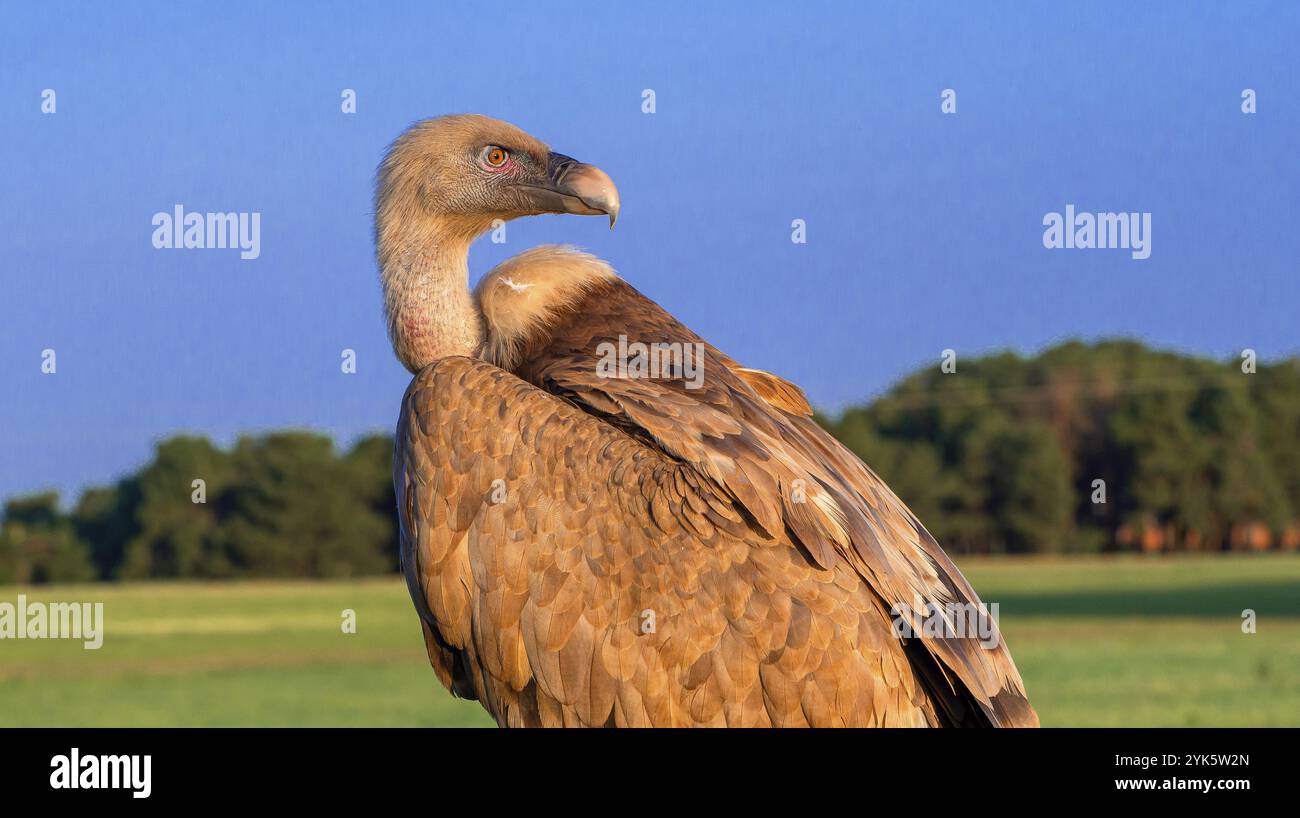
[1,555,1297,727]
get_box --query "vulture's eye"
[482,146,509,168]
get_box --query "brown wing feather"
[732,367,814,417]
[395,356,942,726]
[509,278,1038,727]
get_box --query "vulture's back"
[394,251,1037,727]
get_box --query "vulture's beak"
[520,152,621,228]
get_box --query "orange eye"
[484,146,508,168]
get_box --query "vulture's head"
[376,114,620,247]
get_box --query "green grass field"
[1,555,1297,727]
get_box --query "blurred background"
[2,1,1297,726]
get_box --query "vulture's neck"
[379,220,486,373]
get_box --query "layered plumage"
[379,115,1038,727]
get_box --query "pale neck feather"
[379,219,485,373]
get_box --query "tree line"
[3,340,1297,583]
[821,340,1300,554]
[0,433,396,584]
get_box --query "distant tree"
[3,491,62,527]
[119,436,233,579]
[215,432,392,578]
[1251,360,1300,541]
[72,480,141,579]
[983,420,1074,553]
[0,492,95,584]
[344,433,400,572]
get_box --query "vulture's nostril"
[547,152,578,184]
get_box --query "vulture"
[376,114,1038,727]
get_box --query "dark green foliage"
[344,433,401,573]
[3,431,400,583]
[118,436,233,579]
[214,433,394,578]
[821,340,1300,554]
[2,341,1297,582]
[73,481,140,580]
[0,492,96,584]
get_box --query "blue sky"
[2,1,1297,503]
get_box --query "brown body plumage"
[378,115,1038,727]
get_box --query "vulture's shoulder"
[476,244,618,371]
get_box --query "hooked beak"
[519,152,620,228]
